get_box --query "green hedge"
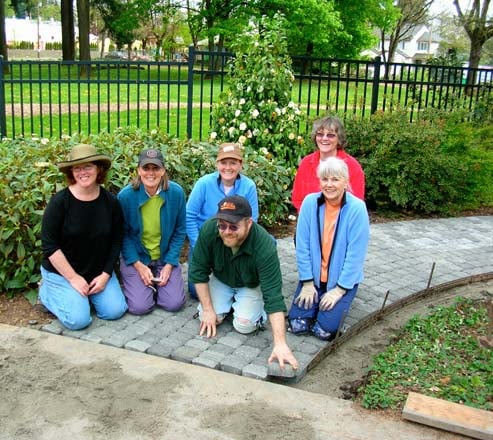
[0,129,293,298]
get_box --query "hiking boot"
[310,321,335,341]
[288,317,312,335]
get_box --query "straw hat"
[57,144,111,171]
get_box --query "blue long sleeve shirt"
[186,171,258,248]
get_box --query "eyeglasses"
[72,164,95,173]
[316,132,337,139]
[217,221,239,232]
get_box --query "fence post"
[186,45,195,139]
[0,56,6,138]
[371,56,381,114]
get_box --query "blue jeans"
[288,281,358,334]
[197,275,267,334]
[39,266,128,330]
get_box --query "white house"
[5,17,64,49]
[362,25,441,65]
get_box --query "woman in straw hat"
[39,144,128,330]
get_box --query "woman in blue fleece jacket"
[288,157,370,340]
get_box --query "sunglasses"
[315,132,337,139]
[217,221,240,232]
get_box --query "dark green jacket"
[189,218,286,314]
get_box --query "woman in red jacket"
[291,116,365,212]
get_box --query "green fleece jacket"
[188,218,286,314]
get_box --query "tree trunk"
[0,0,9,73]
[61,0,75,60]
[465,35,483,93]
[77,0,91,77]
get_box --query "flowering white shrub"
[210,14,305,169]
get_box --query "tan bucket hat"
[57,144,111,171]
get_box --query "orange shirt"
[320,202,341,283]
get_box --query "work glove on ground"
[294,282,318,309]
[319,286,346,311]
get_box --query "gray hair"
[317,157,349,180]
[310,116,347,149]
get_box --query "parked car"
[104,50,129,60]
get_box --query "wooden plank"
[402,392,493,440]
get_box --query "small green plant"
[360,298,493,411]
[210,14,307,170]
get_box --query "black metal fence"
[0,46,491,139]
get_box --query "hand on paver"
[319,286,346,311]
[199,308,218,338]
[294,282,318,309]
[268,342,299,370]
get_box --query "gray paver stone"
[185,338,212,351]
[199,349,227,363]
[217,334,247,349]
[124,339,152,352]
[172,346,202,363]
[233,345,261,362]
[207,343,234,355]
[242,364,268,380]
[61,329,86,339]
[147,343,174,358]
[192,356,220,370]
[221,355,250,375]
[41,321,64,335]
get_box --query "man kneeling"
[189,195,298,370]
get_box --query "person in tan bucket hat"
[38,144,128,330]
[57,143,111,172]
[186,142,259,299]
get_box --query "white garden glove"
[294,282,318,309]
[319,286,346,311]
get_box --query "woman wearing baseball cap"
[117,148,187,314]
[39,144,128,330]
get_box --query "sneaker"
[288,317,312,335]
[310,321,335,341]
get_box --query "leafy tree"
[251,0,343,58]
[377,0,433,75]
[95,0,138,52]
[332,0,398,59]
[9,0,26,18]
[453,0,493,85]
[433,11,470,63]
[133,0,184,59]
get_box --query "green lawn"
[1,61,470,139]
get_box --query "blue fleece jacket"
[296,191,369,290]
[186,171,258,248]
